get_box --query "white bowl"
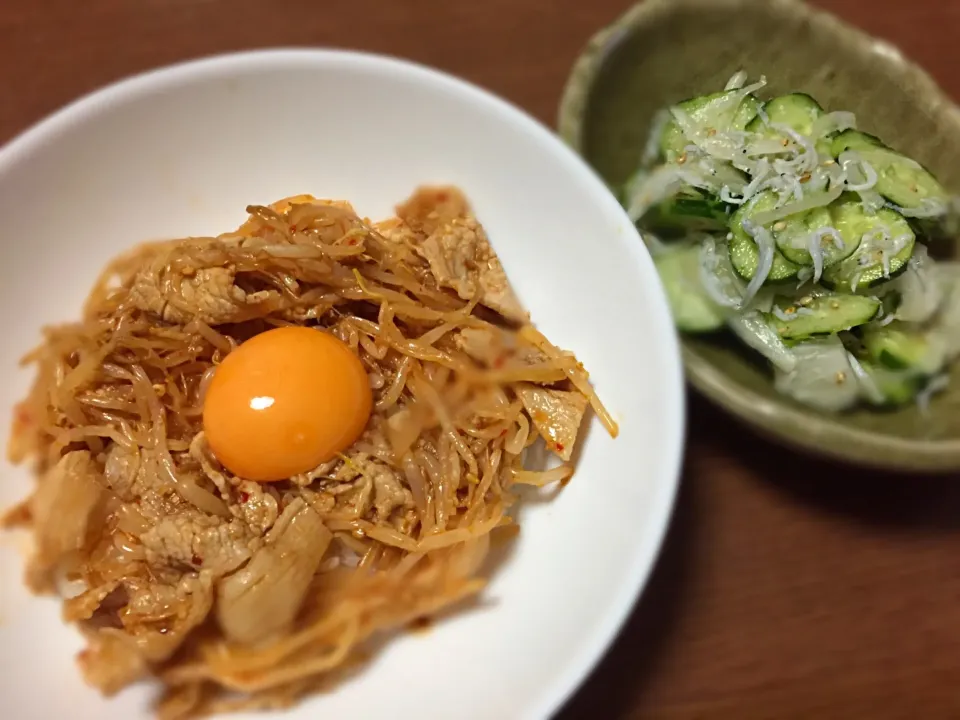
[0,50,683,720]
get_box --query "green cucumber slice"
[747,93,823,137]
[654,244,725,332]
[861,323,946,375]
[643,188,730,234]
[831,130,947,210]
[660,92,762,159]
[859,360,926,407]
[746,94,832,156]
[728,192,800,282]
[820,200,915,291]
[768,294,880,341]
[773,204,859,268]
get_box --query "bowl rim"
[557,0,960,473]
[0,48,686,718]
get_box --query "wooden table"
[3,1,959,717]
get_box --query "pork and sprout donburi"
[5,187,616,718]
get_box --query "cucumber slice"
[729,192,800,282]
[862,323,947,374]
[654,244,726,332]
[746,94,832,156]
[768,294,880,341]
[773,204,859,268]
[773,335,859,412]
[660,92,762,159]
[831,129,885,152]
[831,130,947,210]
[747,93,823,137]
[643,188,730,235]
[820,200,915,291]
[660,123,688,161]
[858,360,926,407]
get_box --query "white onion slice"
[724,70,748,90]
[751,183,845,226]
[811,111,857,139]
[886,198,948,218]
[729,312,796,372]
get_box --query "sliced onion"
[917,374,951,414]
[858,189,886,215]
[624,165,685,221]
[751,183,844,226]
[728,312,796,372]
[698,238,743,309]
[886,198,948,218]
[846,352,886,405]
[811,111,857,139]
[745,138,797,156]
[773,336,857,412]
[891,245,942,323]
[641,109,672,167]
[724,70,748,90]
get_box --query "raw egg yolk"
[203,326,373,482]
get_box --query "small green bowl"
[559,0,960,471]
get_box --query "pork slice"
[396,186,471,235]
[359,456,411,522]
[80,572,214,694]
[414,216,526,323]
[514,383,588,461]
[139,510,262,578]
[28,450,104,590]
[129,265,279,325]
[452,326,545,366]
[216,499,331,645]
[395,186,527,323]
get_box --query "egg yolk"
[202,326,373,482]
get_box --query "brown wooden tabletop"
[3,1,960,718]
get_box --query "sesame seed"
[782,138,790,147]
[835,371,847,384]
[831,300,841,309]
[799,296,813,306]
[773,221,787,231]
[785,306,796,314]
[678,152,688,165]
[707,128,717,137]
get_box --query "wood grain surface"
[3,1,959,718]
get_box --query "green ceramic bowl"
[559,0,960,471]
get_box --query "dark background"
[3,1,959,718]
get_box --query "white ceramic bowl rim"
[0,49,685,720]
